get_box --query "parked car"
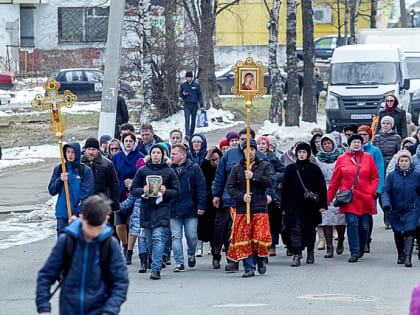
[52,68,135,101]
[0,91,11,105]
[297,35,351,61]
[0,71,16,90]
[216,66,286,95]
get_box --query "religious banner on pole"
[231,54,267,224]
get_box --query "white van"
[326,44,410,132]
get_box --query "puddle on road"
[298,294,380,302]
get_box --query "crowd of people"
[36,91,420,313]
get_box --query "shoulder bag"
[296,169,319,203]
[334,153,363,207]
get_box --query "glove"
[374,193,381,200]
[382,205,391,212]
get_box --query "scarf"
[317,147,344,163]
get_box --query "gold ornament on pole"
[31,78,77,219]
[231,54,267,224]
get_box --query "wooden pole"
[245,95,252,224]
[58,138,72,219]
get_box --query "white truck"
[357,28,420,122]
[326,44,410,132]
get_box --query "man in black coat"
[375,94,407,138]
[82,138,120,214]
[114,94,129,138]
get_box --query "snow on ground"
[0,197,56,250]
[0,158,45,170]
[10,85,45,105]
[151,107,243,138]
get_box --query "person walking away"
[48,142,94,236]
[114,93,129,138]
[328,135,379,262]
[358,125,385,252]
[170,144,206,271]
[112,132,144,259]
[36,195,129,315]
[316,135,346,258]
[188,133,207,166]
[281,142,328,267]
[130,144,179,280]
[179,71,204,137]
[227,139,273,277]
[199,146,223,268]
[138,123,164,156]
[375,94,407,138]
[314,67,323,111]
[381,150,420,267]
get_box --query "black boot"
[147,254,152,269]
[126,250,133,265]
[306,249,315,264]
[212,253,221,269]
[138,253,147,273]
[336,225,345,255]
[123,244,128,258]
[394,232,405,264]
[225,259,239,272]
[404,236,414,267]
[291,255,301,267]
[323,226,334,258]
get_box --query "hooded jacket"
[363,140,385,193]
[372,130,401,170]
[187,133,207,166]
[48,143,94,218]
[36,220,129,315]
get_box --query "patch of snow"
[0,158,44,170]
[3,144,61,160]
[10,86,45,105]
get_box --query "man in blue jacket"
[36,195,129,315]
[48,142,94,236]
[170,144,206,272]
[179,71,203,138]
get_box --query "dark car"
[52,68,135,101]
[0,71,16,90]
[410,88,420,124]
[216,67,286,95]
[297,35,351,61]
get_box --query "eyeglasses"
[386,99,394,103]
[110,147,120,152]
[359,133,369,136]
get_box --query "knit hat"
[186,71,193,78]
[267,135,278,150]
[381,115,395,128]
[157,142,170,155]
[99,135,112,145]
[219,139,229,150]
[191,135,203,143]
[347,134,364,147]
[311,127,324,136]
[357,125,373,140]
[226,131,239,143]
[397,149,412,163]
[402,137,416,148]
[85,138,100,150]
[257,136,271,148]
[295,142,311,158]
[241,138,258,151]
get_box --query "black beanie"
[241,138,258,151]
[186,71,193,78]
[295,142,311,158]
[347,134,363,147]
[85,138,100,150]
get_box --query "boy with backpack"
[36,194,129,315]
[48,142,94,235]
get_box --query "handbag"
[296,169,319,203]
[334,153,363,207]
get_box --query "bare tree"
[370,0,378,28]
[285,0,299,126]
[183,0,240,110]
[400,0,408,27]
[301,0,316,123]
[349,0,360,44]
[264,0,283,125]
[140,0,153,119]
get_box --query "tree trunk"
[336,0,342,45]
[285,0,299,127]
[266,0,283,126]
[349,0,360,44]
[400,0,408,28]
[301,0,316,123]
[370,0,377,28]
[141,0,153,121]
[344,0,349,44]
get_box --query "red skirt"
[227,208,272,262]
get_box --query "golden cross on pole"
[31,77,77,219]
[231,55,267,224]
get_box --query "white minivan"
[326,44,410,132]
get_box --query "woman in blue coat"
[382,150,420,267]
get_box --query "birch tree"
[140,0,153,119]
[264,0,283,125]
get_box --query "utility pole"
[98,0,126,138]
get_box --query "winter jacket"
[281,160,328,227]
[375,107,407,138]
[328,151,379,216]
[130,159,179,228]
[114,95,129,137]
[363,141,385,193]
[36,220,128,315]
[138,135,164,156]
[372,130,401,170]
[112,144,144,202]
[81,153,120,211]
[170,159,206,218]
[412,146,420,173]
[187,133,207,166]
[120,193,141,216]
[48,143,94,219]
[179,80,203,106]
[212,146,267,208]
[381,165,420,232]
[227,157,273,214]
[265,150,285,207]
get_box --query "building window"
[58,7,109,43]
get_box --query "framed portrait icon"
[239,68,259,92]
[146,175,162,198]
[231,55,267,98]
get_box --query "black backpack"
[58,163,86,181]
[49,233,112,299]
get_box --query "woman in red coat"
[327,134,379,263]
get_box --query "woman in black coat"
[131,144,179,280]
[281,142,328,267]
[198,147,223,268]
[375,94,407,138]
